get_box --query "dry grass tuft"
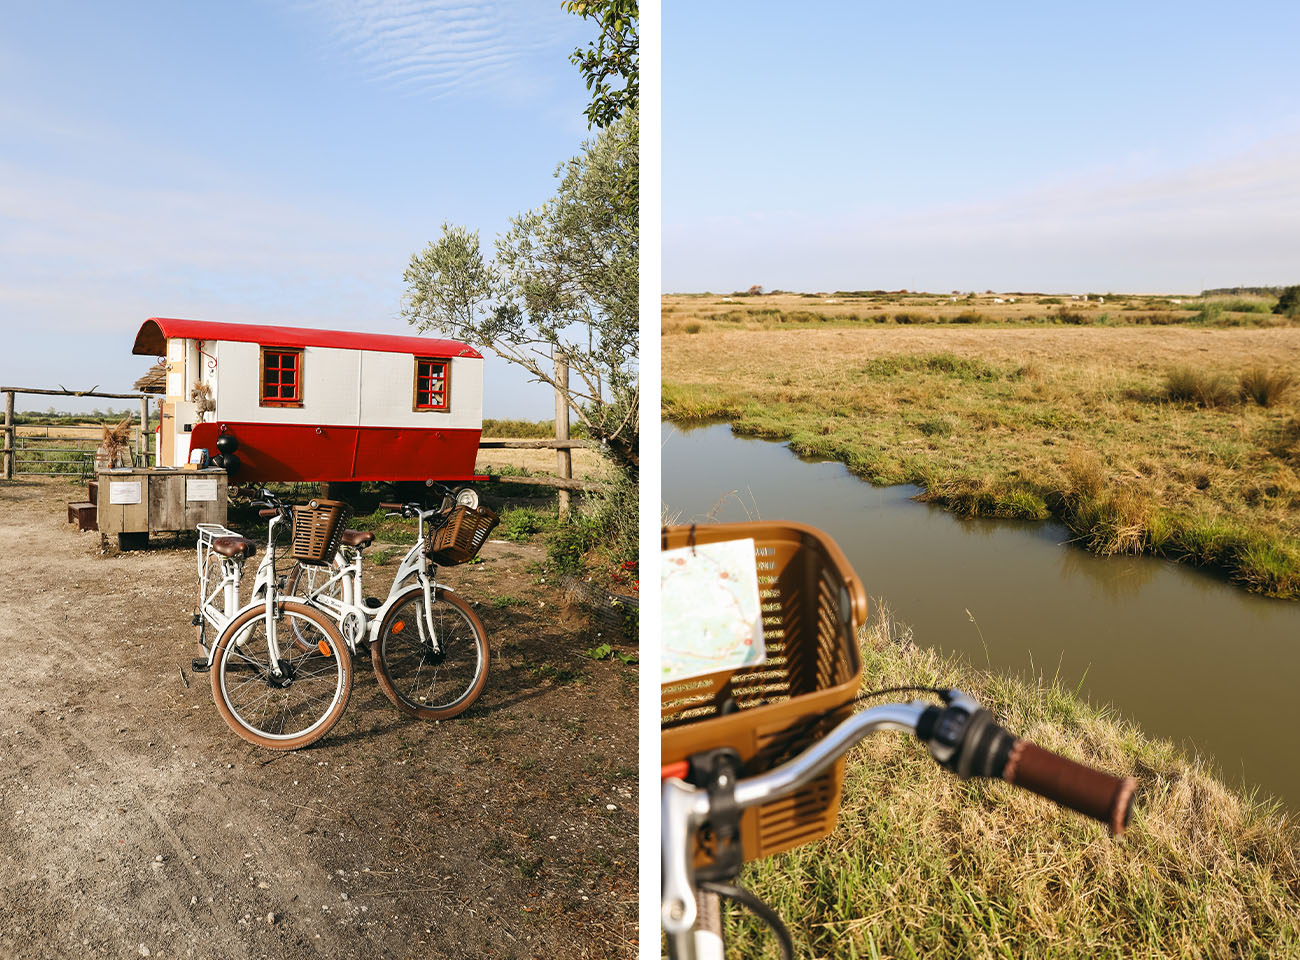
[1164,367,1239,408]
[1240,366,1293,407]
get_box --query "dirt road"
[0,479,637,960]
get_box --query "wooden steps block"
[67,501,97,532]
[87,480,98,501]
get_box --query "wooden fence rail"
[478,435,603,493]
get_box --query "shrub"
[894,312,928,324]
[1057,309,1091,324]
[498,506,556,541]
[951,310,984,324]
[1239,367,1293,406]
[547,472,637,577]
[684,322,702,334]
[1273,285,1300,317]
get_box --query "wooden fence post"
[555,351,571,516]
[3,390,13,480]
[139,396,150,467]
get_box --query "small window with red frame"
[413,357,450,411]
[261,347,303,406]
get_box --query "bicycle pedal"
[191,658,211,673]
[191,613,202,626]
[363,597,383,609]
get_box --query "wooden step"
[87,480,98,501]
[67,501,97,532]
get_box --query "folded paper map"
[661,538,766,683]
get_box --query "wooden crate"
[96,468,227,539]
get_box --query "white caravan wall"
[210,343,483,430]
[358,352,483,430]
[215,342,360,425]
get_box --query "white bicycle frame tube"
[197,511,290,674]
[292,506,451,653]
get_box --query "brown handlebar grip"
[258,508,279,518]
[378,502,403,510]
[1003,741,1137,836]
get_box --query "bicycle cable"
[699,880,794,960]
[744,685,951,776]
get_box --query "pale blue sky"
[0,0,592,414]
[664,1,1300,294]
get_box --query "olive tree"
[402,112,638,474]
[563,0,638,129]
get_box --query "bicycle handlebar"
[1003,738,1135,833]
[662,691,1137,956]
[915,694,1135,835]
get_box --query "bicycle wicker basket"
[290,498,353,566]
[661,522,866,867]
[425,504,500,566]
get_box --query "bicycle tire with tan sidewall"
[371,585,489,720]
[210,600,353,750]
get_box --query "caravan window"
[413,357,450,411]
[260,347,303,407]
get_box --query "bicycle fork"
[419,576,443,655]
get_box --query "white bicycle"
[193,491,351,749]
[283,493,493,720]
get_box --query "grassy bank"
[721,605,1300,958]
[662,318,1300,597]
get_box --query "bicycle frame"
[195,511,292,672]
[292,505,451,653]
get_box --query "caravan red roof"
[132,318,481,360]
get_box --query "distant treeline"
[1202,286,1291,297]
[11,408,140,424]
[481,418,589,439]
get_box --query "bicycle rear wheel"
[210,601,352,750]
[371,586,489,720]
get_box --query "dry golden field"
[474,442,609,479]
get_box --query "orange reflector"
[392,620,406,634]
[318,640,332,657]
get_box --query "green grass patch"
[498,506,558,541]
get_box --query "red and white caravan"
[132,318,485,484]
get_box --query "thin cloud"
[301,0,568,100]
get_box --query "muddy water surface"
[663,422,1300,808]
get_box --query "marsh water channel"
[663,422,1300,809]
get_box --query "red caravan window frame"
[413,357,451,412]
[260,346,304,408]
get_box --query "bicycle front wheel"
[371,586,489,720]
[210,601,353,750]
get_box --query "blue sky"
[664,1,1300,294]
[0,0,592,414]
